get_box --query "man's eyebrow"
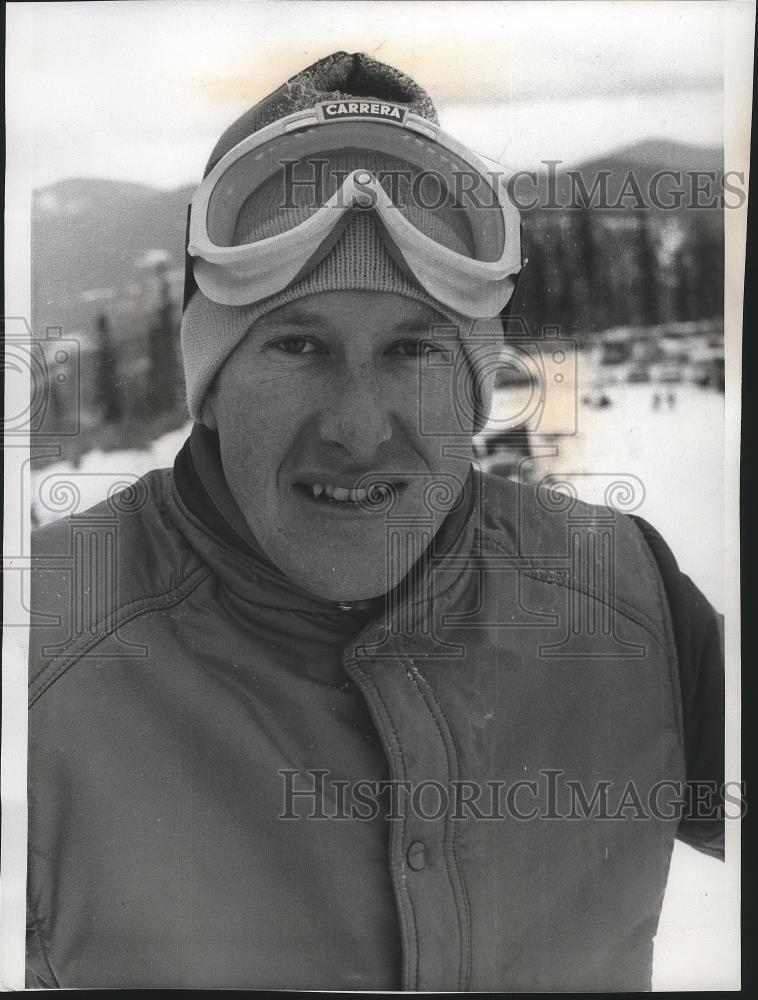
[257,306,331,330]
[256,309,451,336]
[392,317,450,336]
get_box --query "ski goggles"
[186,101,523,318]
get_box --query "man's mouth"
[295,479,401,509]
[309,483,372,503]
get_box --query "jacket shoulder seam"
[521,566,670,651]
[28,566,209,707]
[476,528,672,652]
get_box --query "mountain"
[556,139,722,223]
[506,139,726,221]
[575,138,723,174]
[32,178,195,319]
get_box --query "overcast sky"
[7,0,728,191]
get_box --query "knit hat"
[181,52,506,429]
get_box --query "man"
[27,52,724,990]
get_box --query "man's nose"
[318,371,394,462]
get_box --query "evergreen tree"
[92,311,123,424]
[146,259,179,417]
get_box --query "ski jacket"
[26,426,724,990]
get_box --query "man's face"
[206,290,481,601]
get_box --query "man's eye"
[271,337,320,355]
[392,340,451,360]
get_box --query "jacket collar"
[172,423,480,628]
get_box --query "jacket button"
[406,841,426,871]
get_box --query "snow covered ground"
[533,381,725,613]
[28,381,736,988]
[653,843,737,991]
[32,422,193,526]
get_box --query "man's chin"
[279,557,397,604]
[268,538,420,603]
[249,499,438,603]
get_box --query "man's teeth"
[309,484,387,503]
[310,484,365,502]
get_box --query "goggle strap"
[498,223,527,328]
[183,203,198,310]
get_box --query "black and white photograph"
[2,0,751,990]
